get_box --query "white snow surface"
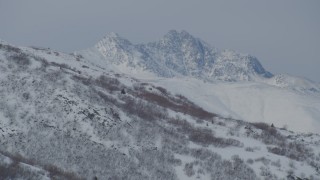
[76,30,320,134]
[146,77,320,134]
[1,37,320,179]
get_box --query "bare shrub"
[245,147,254,152]
[250,122,286,145]
[184,163,195,177]
[138,91,173,109]
[122,97,168,121]
[251,122,270,131]
[267,142,313,162]
[95,75,122,92]
[30,46,48,51]
[0,150,83,180]
[268,147,285,156]
[0,162,20,179]
[96,91,117,105]
[189,128,216,146]
[72,75,92,86]
[33,55,49,69]
[155,86,168,95]
[190,148,219,161]
[289,161,295,169]
[0,151,36,166]
[44,164,83,180]
[22,92,30,100]
[189,127,241,147]
[260,166,275,178]
[44,71,63,82]
[247,159,254,164]
[219,155,257,179]
[138,90,215,120]
[217,121,226,126]
[167,117,241,147]
[271,159,281,168]
[255,157,270,166]
[8,53,30,67]
[167,117,193,133]
[0,44,21,53]
[50,62,71,69]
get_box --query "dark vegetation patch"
[49,62,81,74]
[33,56,50,69]
[30,46,49,51]
[247,122,317,168]
[168,117,242,148]
[249,122,286,145]
[72,74,216,121]
[50,62,71,69]
[95,75,122,92]
[0,150,83,180]
[122,96,168,121]
[267,142,314,162]
[96,90,118,105]
[182,151,258,180]
[0,44,21,53]
[135,84,216,120]
[8,53,31,67]
[72,75,92,86]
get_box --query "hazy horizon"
[0,0,319,82]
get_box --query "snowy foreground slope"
[0,36,320,179]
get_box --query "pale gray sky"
[0,0,319,82]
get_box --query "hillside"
[0,37,320,179]
[78,30,320,134]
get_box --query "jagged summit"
[212,49,273,81]
[161,30,202,45]
[98,32,132,46]
[86,30,272,81]
[104,32,121,38]
[95,32,134,64]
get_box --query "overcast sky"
[0,0,319,82]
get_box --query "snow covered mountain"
[82,30,273,81]
[0,34,320,179]
[80,30,320,92]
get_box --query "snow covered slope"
[78,30,320,134]
[146,77,320,134]
[1,36,320,179]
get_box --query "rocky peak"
[96,32,132,50]
[95,32,134,63]
[91,30,272,81]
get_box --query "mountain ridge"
[90,30,273,81]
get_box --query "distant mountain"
[80,30,320,95]
[90,30,272,81]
